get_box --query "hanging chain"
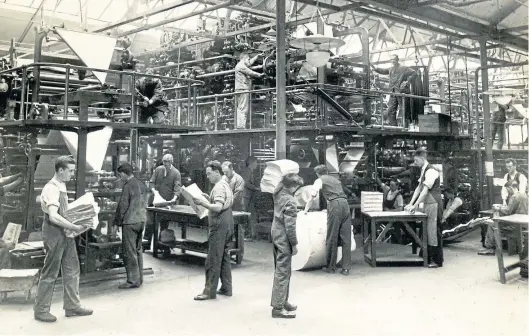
[413,37,419,65]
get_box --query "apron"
[383,190,401,210]
[420,165,443,246]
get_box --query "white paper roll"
[292,211,356,271]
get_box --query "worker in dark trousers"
[304,165,352,276]
[34,156,93,323]
[241,156,260,241]
[135,69,169,124]
[0,173,24,270]
[114,163,149,289]
[192,161,234,300]
[271,173,303,319]
[405,148,443,268]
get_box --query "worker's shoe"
[478,249,495,256]
[118,282,140,289]
[34,312,57,323]
[272,308,296,319]
[340,269,350,276]
[65,307,93,318]
[284,302,297,312]
[427,262,440,269]
[194,294,215,301]
[322,267,336,274]
[217,288,232,297]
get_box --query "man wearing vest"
[304,165,352,275]
[501,159,527,206]
[376,177,404,211]
[404,148,443,268]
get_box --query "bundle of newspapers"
[63,192,100,238]
[260,159,300,193]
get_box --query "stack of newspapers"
[63,192,100,238]
[260,160,299,193]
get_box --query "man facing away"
[405,148,444,268]
[304,165,352,275]
[135,68,170,124]
[479,180,528,256]
[501,158,527,206]
[234,52,264,129]
[221,161,245,211]
[371,55,417,126]
[191,161,234,300]
[240,156,260,241]
[34,156,93,323]
[144,153,182,246]
[271,173,303,319]
[114,163,149,289]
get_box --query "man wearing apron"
[271,173,303,319]
[192,161,234,300]
[304,165,352,275]
[405,148,443,268]
[34,156,93,323]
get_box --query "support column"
[479,37,494,208]
[76,97,89,198]
[275,0,287,160]
[317,18,325,84]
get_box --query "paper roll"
[292,211,356,271]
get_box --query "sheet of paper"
[180,184,209,219]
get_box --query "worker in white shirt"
[501,159,527,205]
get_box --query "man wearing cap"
[135,69,169,124]
[371,55,417,126]
[144,154,182,245]
[404,148,444,268]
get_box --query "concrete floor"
[0,229,527,336]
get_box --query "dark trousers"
[122,222,145,286]
[144,211,169,245]
[203,212,233,298]
[34,224,81,313]
[491,122,505,149]
[139,107,165,124]
[326,199,352,271]
[243,191,258,238]
[386,94,402,126]
[270,227,292,309]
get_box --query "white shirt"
[40,177,67,214]
[418,161,440,190]
[501,171,528,201]
[311,178,323,197]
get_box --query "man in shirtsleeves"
[221,161,245,211]
[405,148,444,268]
[192,161,234,300]
[234,52,264,129]
[34,156,93,323]
[304,165,353,276]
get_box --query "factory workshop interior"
[0,0,527,335]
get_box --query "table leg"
[480,223,487,248]
[422,219,428,267]
[494,219,506,284]
[411,221,418,255]
[152,212,160,259]
[363,215,368,256]
[181,223,187,254]
[371,219,377,267]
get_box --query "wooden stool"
[0,269,40,302]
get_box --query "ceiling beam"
[489,1,523,26]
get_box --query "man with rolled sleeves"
[114,163,149,289]
[34,156,93,323]
[303,165,352,275]
[192,161,234,300]
[405,148,444,268]
[221,161,245,211]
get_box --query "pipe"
[276,0,287,159]
[419,0,491,7]
[31,27,48,103]
[150,54,235,71]
[117,1,234,37]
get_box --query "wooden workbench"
[362,211,428,267]
[492,213,528,284]
[147,205,249,264]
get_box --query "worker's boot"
[65,307,93,317]
[284,302,297,312]
[272,308,296,319]
[427,245,441,268]
[34,312,57,323]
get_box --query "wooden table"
[492,214,528,284]
[362,211,428,267]
[147,205,249,264]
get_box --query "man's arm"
[233,175,245,200]
[150,168,158,190]
[283,200,299,247]
[442,197,463,222]
[371,65,389,75]
[501,195,520,215]
[171,169,182,201]
[409,185,422,206]
[249,54,261,66]
[239,66,263,78]
[501,173,509,204]
[116,184,131,223]
[304,179,322,213]
[394,194,404,211]
[520,174,527,193]
[149,79,164,105]
[48,205,79,231]
[196,189,224,213]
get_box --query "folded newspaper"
[180,184,209,219]
[152,189,174,207]
[63,192,100,238]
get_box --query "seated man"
[441,188,464,230]
[376,177,404,211]
[479,180,528,256]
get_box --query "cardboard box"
[418,113,451,133]
[361,191,383,213]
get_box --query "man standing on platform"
[192,161,234,301]
[221,161,245,211]
[371,55,417,126]
[501,159,527,206]
[241,156,260,241]
[144,154,182,246]
[234,52,264,129]
[135,68,169,124]
[34,156,93,323]
[271,173,303,319]
[303,165,352,276]
[114,163,149,289]
[479,180,528,256]
[404,148,444,268]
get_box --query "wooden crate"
[418,113,451,133]
[361,192,383,213]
